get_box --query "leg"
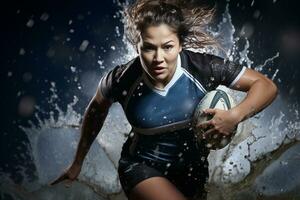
[128,176,187,200]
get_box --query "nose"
[153,49,164,63]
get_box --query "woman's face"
[137,24,182,88]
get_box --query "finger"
[200,109,215,120]
[202,128,217,139]
[196,120,213,129]
[50,173,68,186]
[203,108,217,115]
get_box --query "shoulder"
[180,49,225,70]
[110,56,142,81]
[179,49,243,90]
[99,56,143,103]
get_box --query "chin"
[152,73,168,82]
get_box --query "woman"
[50,0,278,200]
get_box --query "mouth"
[152,66,166,74]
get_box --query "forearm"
[231,79,278,122]
[73,99,109,165]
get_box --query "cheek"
[142,53,150,60]
[165,53,178,64]
[140,53,152,71]
[141,53,154,66]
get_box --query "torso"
[124,55,206,135]
[99,49,244,164]
[121,55,208,164]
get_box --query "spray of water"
[1,1,300,200]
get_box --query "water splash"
[1,1,300,200]
[1,83,130,199]
[255,52,280,72]
[202,5,300,200]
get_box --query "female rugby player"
[50,1,278,199]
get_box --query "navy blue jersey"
[98,49,245,163]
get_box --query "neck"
[150,63,177,90]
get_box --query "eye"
[163,45,173,51]
[141,45,155,52]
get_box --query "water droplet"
[23,72,32,82]
[26,19,34,28]
[70,66,76,72]
[19,48,26,55]
[79,40,89,52]
[18,96,36,117]
[40,13,49,21]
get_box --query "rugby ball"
[192,89,236,150]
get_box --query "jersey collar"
[142,54,183,96]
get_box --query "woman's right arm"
[73,88,112,166]
[50,88,112,186]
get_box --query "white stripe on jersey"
[131,119,192,135]
[229,66,247,88]
[181,68,207,94]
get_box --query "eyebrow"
[143,40,175,46]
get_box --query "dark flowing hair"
[124,0,217,49]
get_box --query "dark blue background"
[0,0,299,184]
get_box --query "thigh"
[165,159,208,198]
[129,176,187,200]
[118,157,163,197]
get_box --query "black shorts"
[118,131,209,199]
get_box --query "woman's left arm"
[229,68,278,122]
[198,68,278,137]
